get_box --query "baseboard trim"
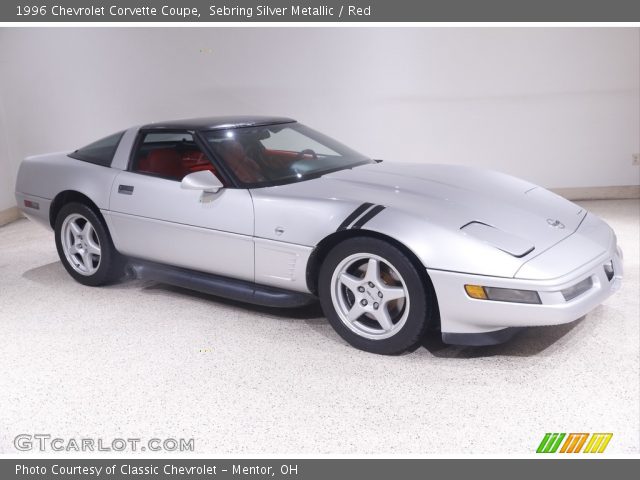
[0,206,22,227]
[550,185,640,201]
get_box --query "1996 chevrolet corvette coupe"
[15,116,623,354]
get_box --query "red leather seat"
[137,148,182,179]
[180,150,218,177]
[137,148,220,182]
[216,141,264,183]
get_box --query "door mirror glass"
[181,170,224,193]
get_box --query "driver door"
[107,130,254,281]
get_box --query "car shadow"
[420,318,585,358]
[21,261,326,321]
[22,260,67,284]
[22,261,587,356]
[137,282,325,321]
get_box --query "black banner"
[3,459,639,479]
[2,0,640,22]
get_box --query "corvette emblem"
[547,218,565,229]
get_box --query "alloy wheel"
[60,213,102,276]
[330,253,409,340]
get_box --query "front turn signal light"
[465,284,541,304]
[464,284,488,300]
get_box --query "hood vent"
[461,221,535,258]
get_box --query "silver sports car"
[15,116,623,354]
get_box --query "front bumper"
[429,225,623,346]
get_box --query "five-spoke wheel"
[54,202,123,286]
[331,253,409,340]
[319,237,436,355]
[60,213,102,276]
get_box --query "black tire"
[318,237,436,355]
[54,202,123,286]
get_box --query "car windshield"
[200,122,372,187]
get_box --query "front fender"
[362,207,526,278]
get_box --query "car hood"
[317,162,586,257]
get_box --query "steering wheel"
[296,149,318,161]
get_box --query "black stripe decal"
[351,205,386,229]
[336,202,374,231]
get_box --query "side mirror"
[181,170,224,193]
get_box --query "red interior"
[263,149,299,160]
[262,149,298,168]
[215,140,264,183]
[137,148,219,181]
[263,149,314,167]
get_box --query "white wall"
[0,27,638,211]
[0,72,14,210]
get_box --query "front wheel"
[54,202,123,286]
[318,237,435,355]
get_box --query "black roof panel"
[140,115,296,131]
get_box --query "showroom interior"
[0,28,638,453]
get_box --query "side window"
[69,131,125,167]
[131,132,219,181]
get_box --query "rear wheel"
[318,237,435,355]
[55,202,122,286]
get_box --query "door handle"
[118,185,134,195]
